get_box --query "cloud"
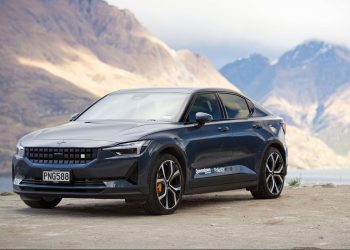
[107,0,350,67]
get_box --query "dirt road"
[0,186,349,249]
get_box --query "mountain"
[220,53,270,92]
[221,40,350,168]
[0,0,236,174]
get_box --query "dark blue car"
[13,88,287,215]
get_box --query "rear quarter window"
[252,107,269,117]
[246,99,269,117]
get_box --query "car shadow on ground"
[180,193,253,210]
[14,192,254,217]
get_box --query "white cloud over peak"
[107,0,350,67]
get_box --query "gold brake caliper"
[156,173,163,193]
[156,183,163,193]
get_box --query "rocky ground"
[0,186,349,249]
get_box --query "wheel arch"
[157,146,187,183]
[257,140,287,177]
[268,141,287,166]
[147,141,189,193]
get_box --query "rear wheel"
[20,196,62,209]
[250,147,285,199]
[144,154,184,215]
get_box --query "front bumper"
[12,149,152,199]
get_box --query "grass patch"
[288,177,301,187]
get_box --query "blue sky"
[107,0,350,68]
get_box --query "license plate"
[42,170,71,182]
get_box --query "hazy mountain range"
[0,0,348,173]
[221,40,350,168]
[0,0,235,173]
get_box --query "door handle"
[218,126,230,132]
[252,123,262,129]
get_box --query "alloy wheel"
[156,160,182,210]
[265,152,284,195]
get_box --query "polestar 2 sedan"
[13,88,287,215]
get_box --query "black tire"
[250,147,286,199]
[144,154,184,215]
[20,196,62,209]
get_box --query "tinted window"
[252,107,268,117]
[246,98,268,117]
[187,93,222,122]
[219,93,250,119]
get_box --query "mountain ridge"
[220,40,350,167]
[0,0,235,173]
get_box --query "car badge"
[57,140,66,146]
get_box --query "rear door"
[217,92,266,181]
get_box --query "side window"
[252,107,268,117]
[187,93,222,122]
[219,93,250,119]
[246,98,268,117]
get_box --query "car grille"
[25,147,98,164]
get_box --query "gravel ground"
[0,186,350,249]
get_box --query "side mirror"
[69,113,80,122]
[195,112,213,126]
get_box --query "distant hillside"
[0,0,236,173]
[221,40,350,168]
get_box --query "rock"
[0,192,14,196]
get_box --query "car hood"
[20,120,179,148]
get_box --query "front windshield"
[77,92,190,122]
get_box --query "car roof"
[110,87,240,95]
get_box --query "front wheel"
[144,154,184,215]
[250,147,286,199]
[20,196,62,209]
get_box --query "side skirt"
[184,180,258,195]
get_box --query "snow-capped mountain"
[221,40,350,168]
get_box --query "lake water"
[286,168,350,185]
[0,175,12,192]
[1,168,350,192]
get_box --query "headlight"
[16,142,25,158]
[103,140,151,155]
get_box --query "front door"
[180,93,233,188]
